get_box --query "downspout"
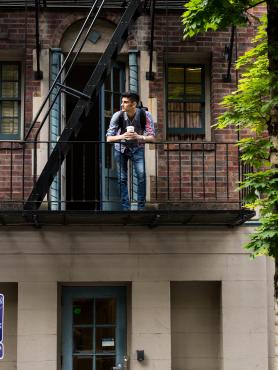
[129,50,139,93]
[35,0,43,80]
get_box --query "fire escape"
[0,0,255,226]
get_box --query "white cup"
[126,126,134,133]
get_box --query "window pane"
[96,298,116,325]
[105,92,112,116]
[185,84,201,96]
[113,93,121,113]
[96,327,116,352]
[168,102,183,112]
[166,64,205,138]
[73,356,92,370]
[0,117,19,135]
[186,67,201,83]
[168,111,184,129]
[168,84,184,99]
[2,82,19,98]
[113,68,120,92]
[104,75,111,91]
[73,299,93,325]
[96,356,115,370]
[168,67,184,83]
[2,101,19,117]
[186,112,202,128]
[73,327,93,353]
[2,64,19,80]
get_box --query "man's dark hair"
[122,91,140,105]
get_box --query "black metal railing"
[0,0,184,9]
[0,141,251,212]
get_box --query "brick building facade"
[0,2,275,370]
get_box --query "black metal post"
[146,0,156,80]
[34,0,43,80]
[223,25,235,82]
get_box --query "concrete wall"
[171,282,221,370]
[0,225,275,370]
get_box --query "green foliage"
[215,20,278,258]
[245,214,278,258]
[182,0,260,38]
[182,3,278,258]
[217,21,270,135]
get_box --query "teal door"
[62,286,127,370]
[100,64,125,210]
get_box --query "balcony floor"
[0,209,255,228]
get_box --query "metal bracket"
[56,83,91,100]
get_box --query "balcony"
[0,141,254,227]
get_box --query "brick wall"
[0,5,265,208]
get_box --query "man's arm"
[142,111,156,143]
[106,111,123,142]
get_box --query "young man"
[106,92,156,210]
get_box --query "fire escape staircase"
[24,0,145,211]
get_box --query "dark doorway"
[66,63,100,210]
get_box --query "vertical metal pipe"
[10,142,13,200]
[22,143,25,203]
[167,144,170,201]
[129,51,139,93]
[223,25,235,82]
[147,0,156,80]
[155,144,158,201]
[190,143,193,200]
[202,143,205,199]
[238,144,242,207]
[226,143,229,200]
[214,143,217,200]
[70,143,74,204]
[82,143,86,202]
[35,0,43,80]
[179,143,181,200]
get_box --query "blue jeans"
[114,147,146,210]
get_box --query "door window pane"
[73,327,93,352]
[96,356,116,370]
[73,299,93,325]
[96,327,116,352]
[96,298,116,324]
[113,93,121,113]
[104,75,111,91]
[73,356,92,370]
[113,68,120,92]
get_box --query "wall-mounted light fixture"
[136,350,144,362]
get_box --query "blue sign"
[0,343,3,360]
[0,294,4,359]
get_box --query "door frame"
[61,285,127,370]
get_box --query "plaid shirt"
[106,108,155,152]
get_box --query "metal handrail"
[24,0,105,140]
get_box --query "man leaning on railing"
[106,91,156,210]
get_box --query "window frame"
[166,63,206,138]
[0,61,21,140]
